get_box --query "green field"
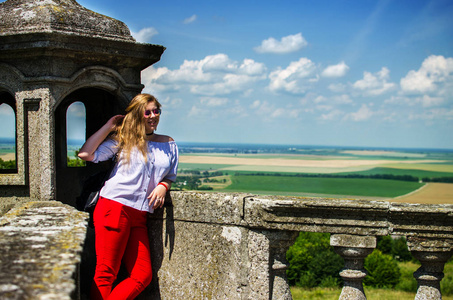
[177,153,453,199]
[222,175,423,198]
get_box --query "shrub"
[307,249,343,286]
[286,232,343,287]
[376,235,412,262]
[392,237,412,262]
[364,249,401,288]
[441,261,453,295]
[67,157,86,167]
[299,271,317,288]
[377,236,393,255]
[0,158,16,169]
[441,273,453,295]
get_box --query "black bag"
[76,156,117,217]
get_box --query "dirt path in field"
[0,153,15,161]
[392,183,453,204]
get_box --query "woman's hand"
[78,114,124,161]
[148,184,168,209]
[106,115,124,131]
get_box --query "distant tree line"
[422,177,453,183]
[236,172,453,183]
[174,170,226,190]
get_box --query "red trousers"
[90,197,152,300]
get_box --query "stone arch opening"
[66,101,86,167]
[55,88,124,207]
[0,91,17,174]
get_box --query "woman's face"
[143,101,160,134]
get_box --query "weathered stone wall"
[0,200,88,300]
[0,192,452,300]
[146,193,252,299]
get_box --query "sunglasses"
[144,108,161,117]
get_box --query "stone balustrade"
[145,191,453,300]
[0,192,451,300]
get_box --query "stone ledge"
[0,201,88,300]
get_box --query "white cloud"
[188,98,247,120]
[0,103,14,115]
[159,96,183,109]
[313,95,327,104]
[409,108,453,121]
[254,33,308,54]
[189,74,258,96]
[383,95,413,106]
[142,54,267,96]
[239,59,267,75]
[321,61,350,78]
[384,94,445,108]
[328,83,346,93]
[321,109,344,121]
[269,58,317,94]
[420,95,445,107]
[227,100,249,118]
[200,97,228,107]
[331,94,353,105]
[183,14,197,24]
[131,27,158,43]
[345,104,374,121]
[400,55,453,94]
[201,54,266,75]
[251,100,299,119]
[188,105,210,117]
[352,67,396,96]
[299,93,352,121]
[307,94,352,106]
[250,100,260,109]
[67,102,86,118]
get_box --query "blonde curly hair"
[116,93,161,164]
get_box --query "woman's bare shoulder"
[153,134,174,143]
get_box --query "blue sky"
[1,0,452,149]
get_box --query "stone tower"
[0,0,165,206]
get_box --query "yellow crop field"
[382,163,453,173]
[393,183,453,205]
[179,155,445,173]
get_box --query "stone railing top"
[160,191,453,242]
[0,0,134,42]
[0,200,88,299]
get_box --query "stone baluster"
[247,229,298,300]
[269,230,298,300]
[330,234,376,300]
[407,237,453,300]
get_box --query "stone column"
[330,234,376,300]
[407,237,453,300]
[247,230,298,300]
[18,89,55,201]
[269,230,298,300]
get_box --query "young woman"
[78,93,178,299]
